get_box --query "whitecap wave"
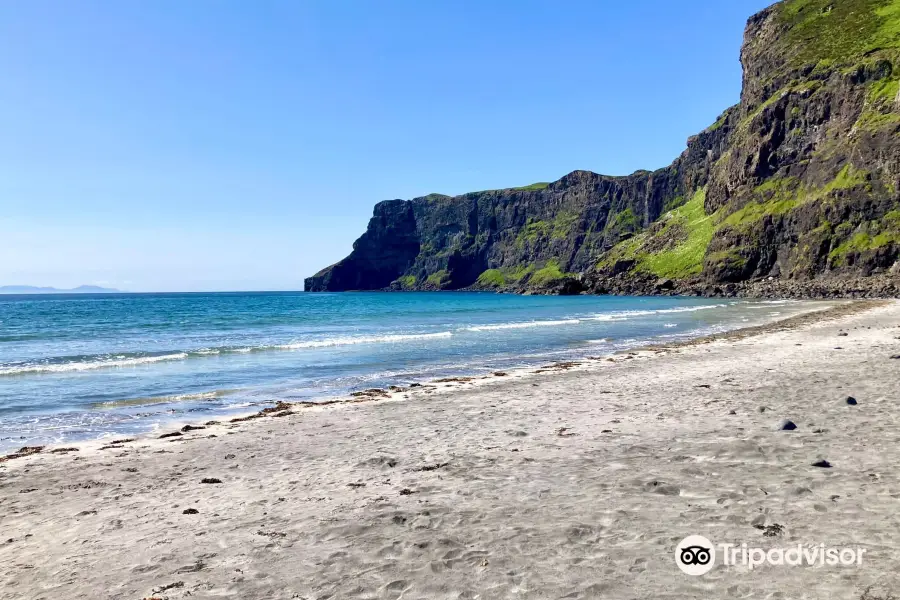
[276,331,453,349]
[463,319,581,332]
[0,352,190,376]
[0,332,456,376]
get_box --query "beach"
[1,299,899,599]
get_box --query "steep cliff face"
[700,0,900,282]
[306,0,900,295]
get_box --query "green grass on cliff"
[529,260,571,286]
[475,260,573,288]
[475,264,535,287]
[426,270,450,286]
[596,188,715,280]
[476,269,507,287]
[721,177,803,228]
[721,165,870,230]
[512,182,550,191]
[869,77,900,102]
[857,74,900,130]
[605,207,639,235]
[708,113,729,132]
[395,275,417,289]
[705,248,749,271]
[777,0,900,67]
[518,219,550,244]
[516,212,580,245]
[829,209,900,264]
[472,182,550,195]
[550,212,579,239]
[639,189,715,279]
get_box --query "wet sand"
[1,300,899,599]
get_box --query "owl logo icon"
[675,535,716,575]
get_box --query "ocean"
[0,291,828,450]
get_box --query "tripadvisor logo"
[675,535,867,576]
[676,535,715,576]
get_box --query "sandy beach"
[2,300,900,599]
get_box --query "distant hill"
[0,285,123,294]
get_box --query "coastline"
[0,297,852,455]
[1,299,899,598]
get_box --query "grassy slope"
[598,189,715,280]
[775,0,900,67]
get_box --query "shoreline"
[2,299,899,599]
[0,298,861,459]
[328,274,900,299]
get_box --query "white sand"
[2,301,900,600]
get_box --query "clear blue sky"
[0,0,773,292]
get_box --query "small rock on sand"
[754,523,784,537]
[200,478,223,484]
[780,420,798,431]
[812,460,833,468]
[846,396,858,406]
[645,481,680,496]
[182,508,199,514]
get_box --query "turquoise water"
[0,292,823,450]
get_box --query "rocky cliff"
[306,0,900,296]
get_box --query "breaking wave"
[0,332,456,376]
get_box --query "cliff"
[306,0,900,296]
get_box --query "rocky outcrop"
[306,0,900,296]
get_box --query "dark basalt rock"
[306,1,900,298]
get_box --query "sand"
[1,300,900,600]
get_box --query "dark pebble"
[200,477,223,484]
[780,420,798,431]
[812,460,832,468]
[183,508,199,514]
[846,397,858,406]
